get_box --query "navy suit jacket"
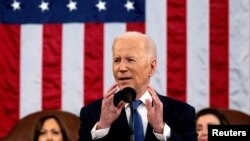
[77,94,198,141]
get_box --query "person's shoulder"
[158,95,197,119]
[158,94,195,110]
[78,98,103,120]
[80,98,103,112]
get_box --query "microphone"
[113,87,136,141]
[121,87,136,103]
[113,87,136,106]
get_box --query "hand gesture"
[97,83,126,129]
[145,85,164,134]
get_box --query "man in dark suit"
[78,31,198,141]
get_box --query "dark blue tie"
[132,100,144,141]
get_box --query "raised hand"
[145,85,164,134]
[97,83,126,129]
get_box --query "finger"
[117,101,126,110]
[105,94,115,105]
[104,83,118,99]
[148,85,161,106]
[145,99,152,111]
[105,89,116,101]
[148,85,158,101]
[102,84,118,107]
[107,83,118,94]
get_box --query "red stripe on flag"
[42,24,62,110]
[167,0,187,102]
[0,25,20,137]
[84,23,104,105]
[127,22,145,33]
[209,0,229,108]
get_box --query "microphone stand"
[129,102,134,141]
[116,87,136,141]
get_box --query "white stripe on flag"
[62,23,84,115]
[187,0,210,111]
[229,0,250,114]
[20,24,42,118]
[146,0,167,95]
[104,24,126,93]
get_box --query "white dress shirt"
[91,91,171,140]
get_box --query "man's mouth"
[119,77,131,81]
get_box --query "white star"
[96,0,106,11]
[39,1,49,12]
[11,0,21,11]
[67,0,77,12]
[124,0,135,11]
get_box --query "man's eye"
[128,59,135,62]
[113,59,120,63]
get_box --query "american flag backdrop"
[0,0,250,139]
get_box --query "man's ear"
[149,58,157,76]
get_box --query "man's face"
[112,37,155,94]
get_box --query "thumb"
[117,101,126,111]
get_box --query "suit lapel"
[144,95,169,141]
[110,108,131,138]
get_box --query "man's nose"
[119,61,127,71]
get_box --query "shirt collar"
[125,90,152,108]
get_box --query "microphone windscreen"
[113,90,123,106]
[122,87,136,103]
[113,87,136,106]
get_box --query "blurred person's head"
[195,108,230,141]
[112,31,157,99]
[33,115,70,141]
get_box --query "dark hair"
[33,115,70,141]
[196,108,230,125]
